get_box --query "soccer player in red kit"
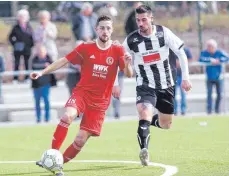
[31,15,133,176]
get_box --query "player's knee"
[137,103,153,120]
[138,108,152,120]
[61,113,75,124]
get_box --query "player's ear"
[94,25,98,33]
[151,16,154,24]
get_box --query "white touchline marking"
[0,160,178,176]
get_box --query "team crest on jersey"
[155,31,164,38]
[106,57,114,65]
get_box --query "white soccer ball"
[41,149,64,172]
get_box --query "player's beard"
[99,36,109,43]
[139,26,149,34]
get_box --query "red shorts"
[65,92,106,136]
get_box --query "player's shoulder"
[126,30,140,40]
[82,40,96,46]
[111,41,123,49]
[76,40,96,50]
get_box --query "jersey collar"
[95,39,112,50]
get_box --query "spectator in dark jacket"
[66,41,82,95]
[199,39,229,114]
[71,2,97,42]
[0,55,5,104]
[124,2,142,35]
[8,9,34,81]
[31,45,57,123]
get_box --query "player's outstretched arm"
[30,57,69,80]
[124,54,133,78]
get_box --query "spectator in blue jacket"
[199,39,229,114]
[0,55,5,104]
[31,45,57,123]
[174,47,193,115]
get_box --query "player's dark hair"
[96,15,112,26]
[135,5,152,15]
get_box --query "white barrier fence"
[0,62,228,121]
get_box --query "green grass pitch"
[0,116,228,176]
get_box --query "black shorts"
[136,85,175,114]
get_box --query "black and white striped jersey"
[123,25,184,89]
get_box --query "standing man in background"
[34,10,58,62]
[174,47,193,115]
[0,54,5,104]
[124,2,143,35]
[71,2,97,42]
[199,39,229,114]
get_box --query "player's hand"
[112,85,121,98]
[124,53,132,65]
[210,58,220,65]
[45,62,50,67]
[30,71,42,80]
[181,80,192,92]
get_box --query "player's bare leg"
[136,102,154,166]
[151,112,173,129]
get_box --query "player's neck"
[96,39,112,50]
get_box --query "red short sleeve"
[65,43,84,65]
[118,46,125,71]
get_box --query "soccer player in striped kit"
[123,5,192,166]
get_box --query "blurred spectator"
[71,2,98,42]
[66,63,81,95]
[95,3,118,17]
[0,55,5,104]
[174,47,193,115]
[66,41,82,96]
[199,39,229,114]
[34,10,58,61]
[112,71,124,119]
[124,2,143,35]
[8,9,34,82]
[31,45,57,123]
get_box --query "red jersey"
[65,40,125,111]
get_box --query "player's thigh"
[156,86,175,114]
[136,86,156,121]
[156,86,175,124]
[64,93,86,123]
[80,108,106,137]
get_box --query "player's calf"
[63,130,91,163]
[137,120,151,149]
[52,108,78,150]
[151,113,173,129]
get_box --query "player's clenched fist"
[112,85,121,98]
[30,72,42,80]
[181,80,192,92]
[124,53,132,65]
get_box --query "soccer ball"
[41,149,64,172]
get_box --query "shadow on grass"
[0,165,142,175]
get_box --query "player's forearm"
[176,49,190,80]
[41,57,68,75]
[124,63,133,78]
